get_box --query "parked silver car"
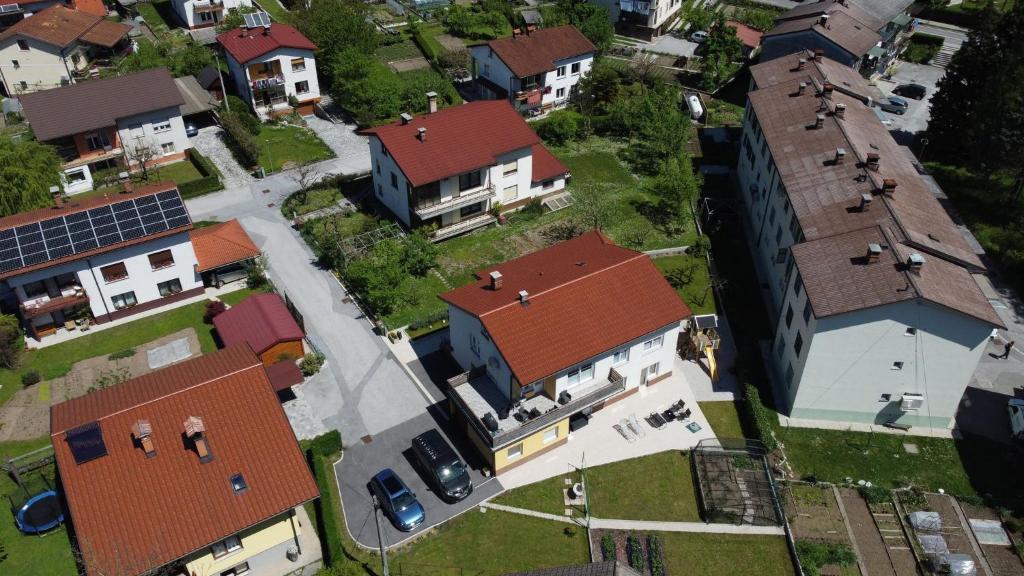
[879,96,909,115]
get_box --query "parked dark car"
[369,469,425,532]
[893,83,927,100]
[185,122,199,137]
[879,96,909,115]
[412,429,473,503]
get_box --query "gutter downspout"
[84,257,113,323]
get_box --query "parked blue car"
[369,469,425,532]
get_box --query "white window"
[567,363,593,388]
[483,63,490,77]
[295,80,310,94]
[571,62,581,75]
[543,427,559,444]
[153,119,171,133]
[291,57,306,72]
[643,335,663,353]
[647,362,660,376]
[503,160,518,176]
[161,142,176,155]
[211,535,242,558]
[556,87,566,99]
[199,11,214,22]
[65,169,87,184]
[507,443,523,460]
[502,184,518,202]
[613,348,629,364]
[556,65,566,78]
[111,291,137,310]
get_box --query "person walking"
[1000,340,1016,359]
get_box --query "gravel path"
[191,126,254,191]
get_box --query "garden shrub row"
[742,382,778,451]
[178,149,223,199]
[601,534,616,561]
[794,541,856,576]
[407,308,447,332]
[410,25,443,62]
[647,535,665,576]
[221,113,260,168]
[306,430,344,566]
[627,535,645,572]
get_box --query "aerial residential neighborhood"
[1,1,1023,576]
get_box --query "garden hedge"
[177,149,223,199]
[743,383,778,451]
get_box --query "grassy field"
[391,509,590,575]
[0,438,77,576]
[376,37,425,63]
[699,401,745,439]
[652,255,716,315]
[219,286,271,307]
[256,0,290,23]
[84,159,206,199]
[137,0,172,34]
[257,125,334,173]
[0,299,218,408]
[494,450,701,521]
[659,532,793,576]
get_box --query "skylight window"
[230,473,248,493]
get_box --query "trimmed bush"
[311,451,344,565]
[859,485,892,505]
[627,535,645,573]
[647,535,665,576]
[407,309,447,332]
[20,369,41,386]
[601,534,616,561]
[743,383,778,451]
[535,110,583,145]
[300,351,326,376]
[178,149,223,199]
[795,541,856,576]
[221,113,260,167]
[310,429,343,458]
[108,348,136,360]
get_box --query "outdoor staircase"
[931,47,956,68]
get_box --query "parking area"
[335,411,503,549]
[875,61,945,143]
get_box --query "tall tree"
[291,0,378,64]
[0,135,63,217]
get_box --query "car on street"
[690,30,708,43]
[879,96,909,115]
[369,468,425,532]
[893,83,927,100]
[185,123,199,137]
[411,429,473,503]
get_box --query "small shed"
[213,294,305,366]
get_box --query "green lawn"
[659,532,793,576]
[257,125,334,174]
[376,37,425,63]
[137,0,172,34]
[699,401,745,439]
[219,286,270,307]
[652,255,716,315]
[390,509,590,575]
[494,450,701,522]
[83,159,205,199]
[0,438,77,576]
[0,299,218,408]
[257,0,290,23]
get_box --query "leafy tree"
[345,239,408,315]
[536,110,582,145]
[699,13,743,90]
[572,182,614,231]
[649,153,701,228]
[109,41,213,78]
[217,5,259,32]
[292,0,378,64]
[575,58,622,117]
[442,4,475,37]
[541,0,613,52]
[0,135,63,217]
[398,69,459,112]
[401,231,438,277]
[0,314,22,369]
[330,48,403,123]
[608,82,691,173]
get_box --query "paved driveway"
[875,62,945,144]
[336,411,503,549]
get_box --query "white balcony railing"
[429,213,496,242]
[414,185,496,220]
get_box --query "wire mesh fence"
[692,438,784,527]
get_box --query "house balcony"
[414,185,496,220]
[447,366,627,449]
[428,213,497,242]
[193,0,224,12]
[252,75,285,90]
[63,146,123,169]
[20,286,89,319]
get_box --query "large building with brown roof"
[440,231,692,472]
[51,344,322,576]
[737,52,1002,430]
[469,25,595,115]
[364,99,570,241]
[0,5,131,95]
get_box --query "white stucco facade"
[471,46,594,113]
[0,35,77,95]
[224,45,319,119]
[170,0,252,30]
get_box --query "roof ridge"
[479,250,648,318]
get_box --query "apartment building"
[761,0,914,75]
[364,99,570,241]
[441,231,691,472]
[736,52,1003,429]
[470,25,595,115]
[0,5,131,95]
[51,345,322,576]
[18,68,191,194]
[616,0,682,40]
[171,0,252,30]
[217,17,320,118]
[0,182,258,340]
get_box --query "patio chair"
[680,408,692,421]
[628,413,647,438]
[63,320,77,332]
[613,422,636,443]
[662,409,677,422]
[645,412,668,429]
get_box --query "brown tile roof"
[765,10,881,57]
[217,23,317,65]
[363,101,543,187]
[189,219,261,272]
[775,0,886,30]
[20,68,185,142]
[483,25,596,78]
[213,293,305,356]
[750,50,878,101]
[51,345,319,576]
[530,143,570,184]
[265,360,304,392]
[0,5,129,49]
[726,20,763,49]
[0,182,194,280]
[748,55,1000,327]
[440,231,691,384]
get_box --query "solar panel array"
[0,190,190,274]
[66,421,108,465]
[243,11,272,29]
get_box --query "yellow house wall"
[493,418,569,473]
[184,511,298,576]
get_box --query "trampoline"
[16,490,64,534]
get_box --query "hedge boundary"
[743,382,778,451]
[178,148,223,199]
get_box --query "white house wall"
[369,135,412,227]
[225,46,319,116]
[172,0,252,29]
[0,35,72,94]
[116,106,191,162]
[539,53,592,106]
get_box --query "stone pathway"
[191,126,254,191]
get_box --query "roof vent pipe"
[400,112,413,125]
[865,152,880,171]
[814,113,825,129]
[132,419,155,457]
[518,290,529,304]
[797,58,807,70]
[821,82,834,98]
[813,48,824,61]
[859,193,872,211]
[866,243,882,263]
[798,81,807,95]
[881,178,897,195]
[907,253,925,273]
[417,127,427,142]
[426,91,438,114]
[834,103,846,118]
[834,147,846,164]
[489,271,503,291]
[818,14,829,28]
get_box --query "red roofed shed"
[213,294,305,366]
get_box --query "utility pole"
[214,51,229,112]
[372,495,390,576]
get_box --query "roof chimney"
[417,127,427,142]
[518,290,529,304]
[426,91,438,114]
[184,416,212,462]
[132,419,155,458]
[798,81,807,95]
[865,152,880,171]
[821,82,834,98]
[881,178,897,195]
[400,112,413,125]
[866,243,882,263]
[814,48,824,61]
[50,185,62,207]
[489,270,503,291]
[907,253,925,274]
[818,14,829,28]
[814,113,825,129]
[834,147,846,164]
[834,103,846,118]
[859,193,872,211]
[797,58,807,70]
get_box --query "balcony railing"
[428,213,496,242]
[20,287,88,319]
[193,0,224,12]
[414,185,496,220]
[252,75,285,90]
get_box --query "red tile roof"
[530,143,569,184]
[0,5,129,49]
[265,361,304,392]
[217,23,317,65]
[214,293,304,355]
[440,231,692,384]
[482,25,596,77]
[363,100,543,187]
[725,20,763,49]
[189,219,261,272]
[51,345,319,576]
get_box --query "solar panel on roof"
[0,189,190,274]
[243,11,271,29]
[66,421,108,465]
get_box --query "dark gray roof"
[506,562,643,576]
[175,75,217,116]
[196,65,221,89]
[20,68,185,142]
